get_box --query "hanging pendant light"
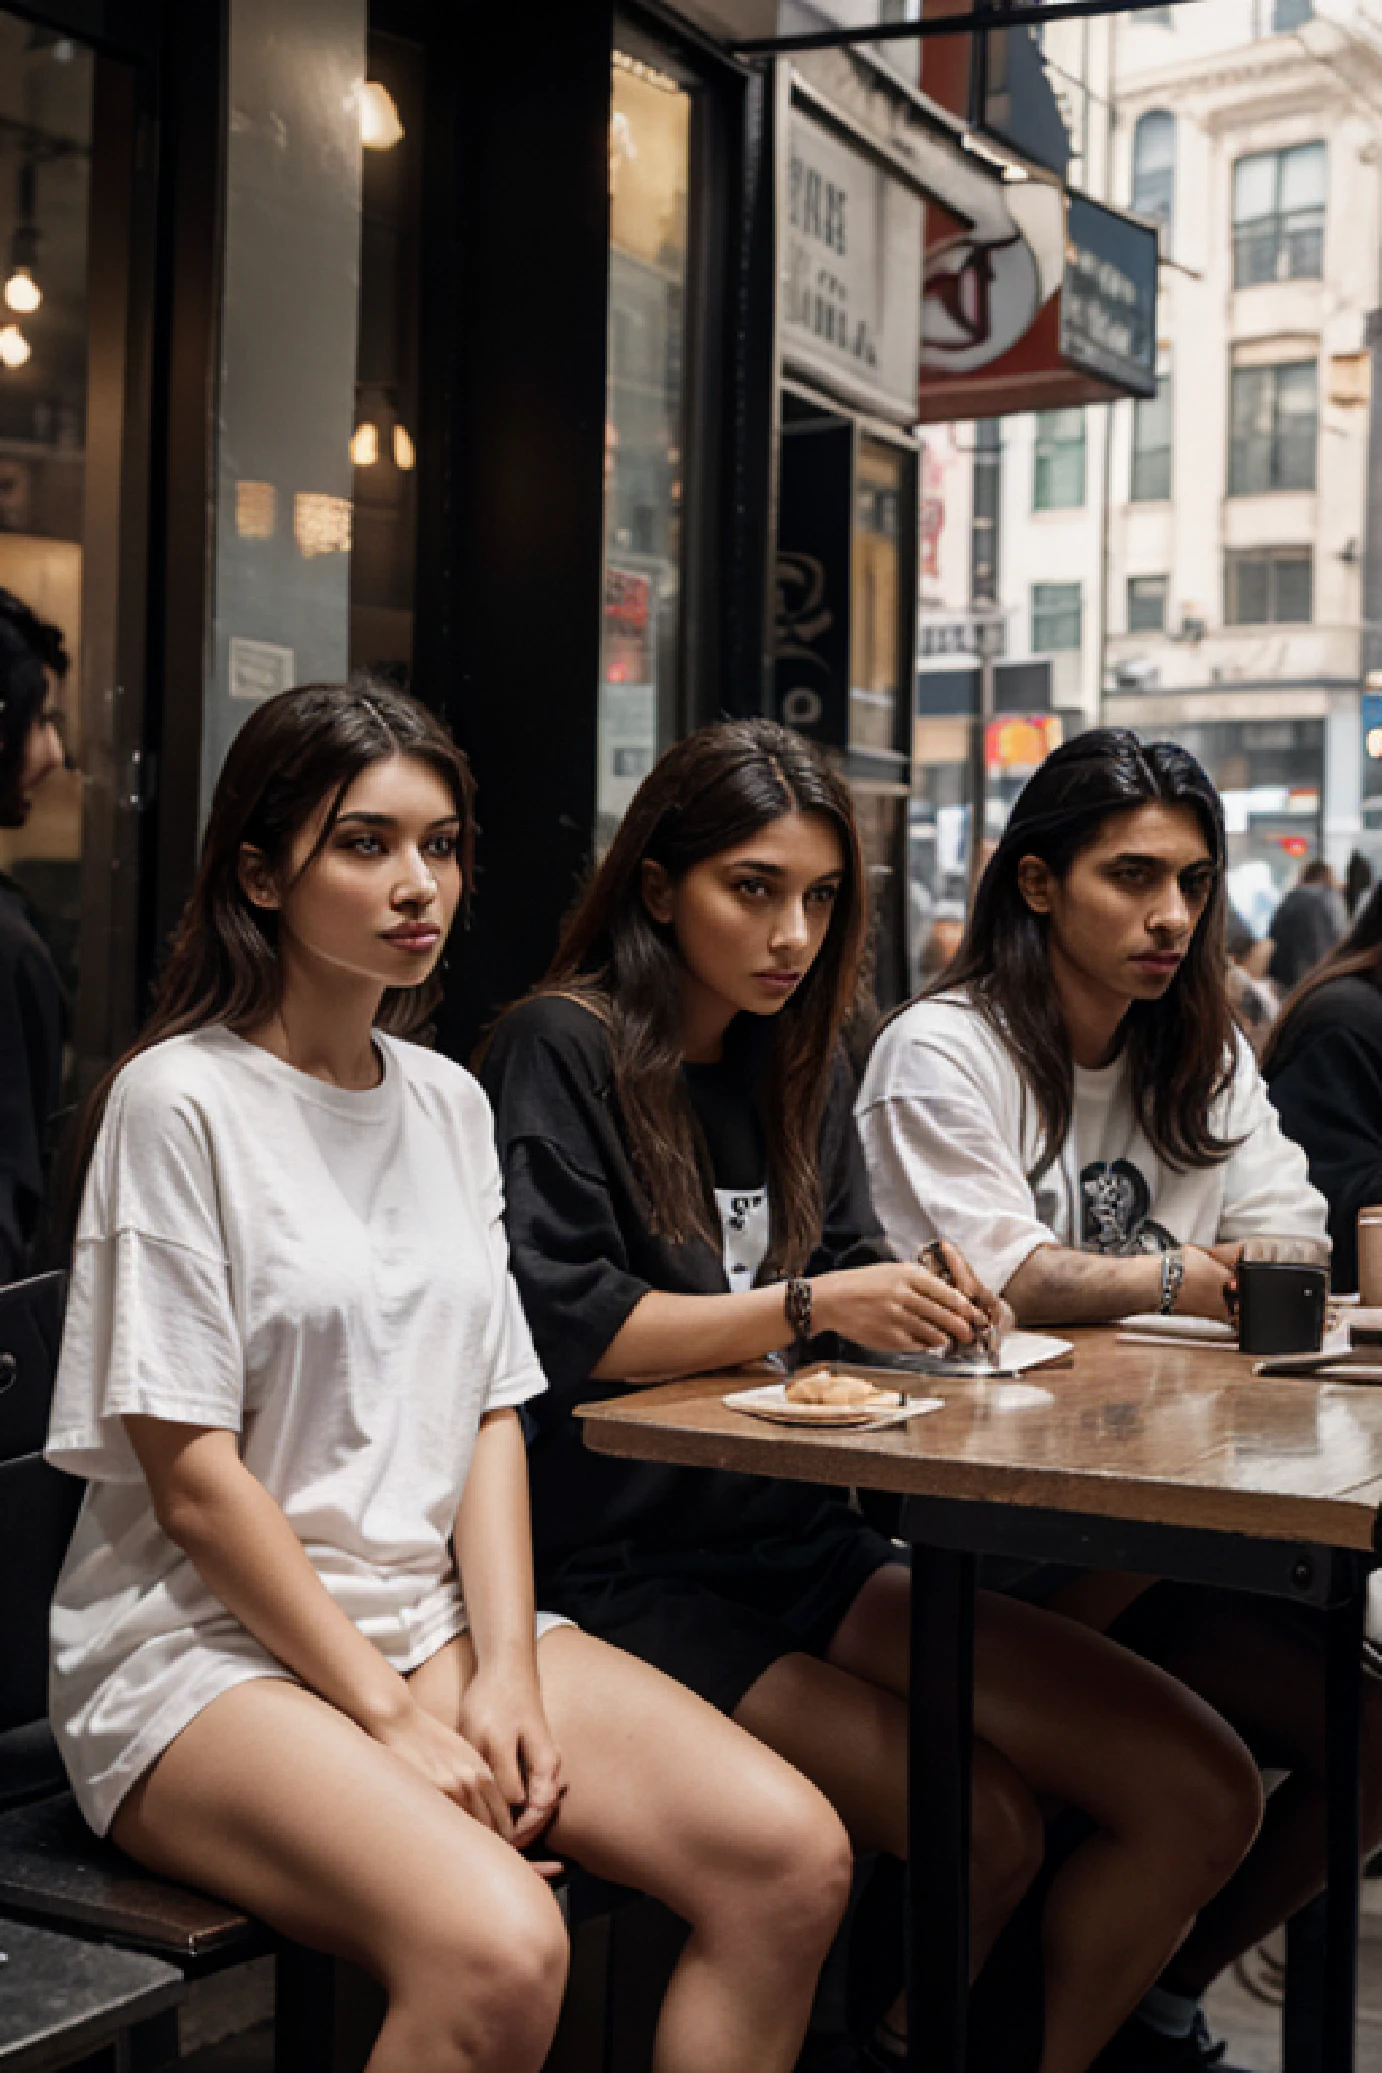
[4,162,42,316]
[0,325,32,369]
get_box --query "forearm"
[1004,1245,1163,1327]
[453,1410,540,1673]
[141,1435,412,1735]
[592,1283,792,1382]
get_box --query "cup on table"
[1358,1208,1382,1308]
[1234,1235,1329,1357]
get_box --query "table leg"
[1283,1556,1366,2073]
[907,1546,975,2073]
[1323,1556,1365,2073]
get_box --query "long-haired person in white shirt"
[859,728,1382,2073]
[45,681,857,2073]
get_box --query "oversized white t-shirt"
[46,1026,555,1835]
[857,991,1328,1294]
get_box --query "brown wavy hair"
[935,728,1238,1182]
[68,678,475,1220]
[1262,879,1382,1074]
[503,719,868,1275]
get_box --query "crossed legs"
[733,1565,1264,2073]
[112,1629,852,2073]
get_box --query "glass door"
[0,0,162,1153]
[0,18,93,1026]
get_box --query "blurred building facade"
[916,0,1382,941]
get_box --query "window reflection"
[0,15,92,1003]
[598,48,690,844]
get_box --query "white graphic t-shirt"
[856,991,1328,1295]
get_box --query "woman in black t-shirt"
[482,722,1264,2073]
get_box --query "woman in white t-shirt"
[45,681,854,2073]
[859,728,1380,2073]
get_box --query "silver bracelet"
[1159,1247,1185,1316]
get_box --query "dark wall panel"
[437,0,615,1059]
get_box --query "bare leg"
[1083,1584,1382,1996]
[112,1679,568,2073]
[740,1566,1262,2073]
[411,1626,853,2073]
[731,1648,1043,1981]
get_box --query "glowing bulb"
[3,267,40,313]
[357,82,404,151]
[349,420,379,467]
[392,422,415,471]
[0,324,31,368]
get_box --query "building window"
[1033,408,1085,510]
[1273,0,1312,26]
[1032,582,1083,652]
[1130,374,1172,501]
[1131,110,1175,236]
[1233,143,1325,287]
[1228,361,1317,493]
[1225,549,1313,623]
[1128,576,1168,633]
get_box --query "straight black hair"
[936,728,1238,1181]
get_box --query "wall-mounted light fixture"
[357,81,404,151]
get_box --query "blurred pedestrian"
[1267,858,1345,991]
[0,586,69,1282]
[1224,908,1277,1057]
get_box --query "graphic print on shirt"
[1080,1158,1177,1255]
[715,1185,770,1287]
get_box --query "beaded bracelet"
[784,1275,813,1343]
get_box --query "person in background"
[483,719,1262,2073]
[858,729,1382,2073]
[0,586,69,1282]
[1223,907,1276,1057]
[47,682,855,2073]
[1267,857,1346,991]
[1265,881,1382,1291]
[1346,849,1374,919]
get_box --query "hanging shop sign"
[916,177,1157,421]
[781,105,925,424]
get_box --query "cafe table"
[577,1326,1382,2073]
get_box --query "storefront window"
[0,18,92,1008]
[598,47,690,844]
[349,31,422,678]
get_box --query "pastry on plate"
[786,1368,901,1410]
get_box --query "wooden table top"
[576,1328,1382,1552]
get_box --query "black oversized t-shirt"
[481,992,890,1575]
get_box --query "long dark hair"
[505,719,868,1275]
[0,586,68,823]
[937,728,1237,1181]
[1262,879,1382,1073]
[71,678,475,1208]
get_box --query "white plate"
[722,1382,944,1430]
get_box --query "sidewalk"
[1203,1877,1382,2071]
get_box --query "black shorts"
[538,1501,905,1715]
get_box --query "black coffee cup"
[1236,1260,1328,1356]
